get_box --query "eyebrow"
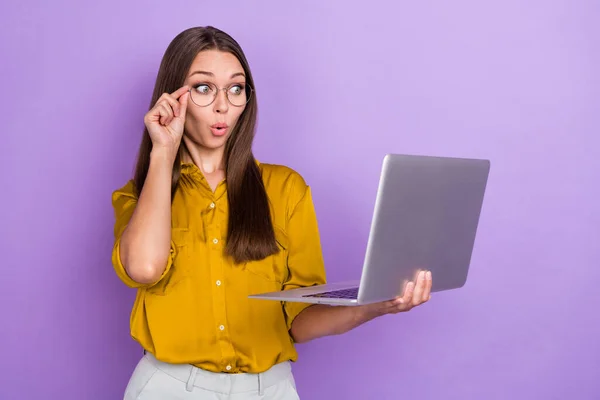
[188,71,246,79]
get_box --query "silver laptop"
[249,153,491,306]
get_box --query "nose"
[213,88,229,114]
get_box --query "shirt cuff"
[111,236,175,289]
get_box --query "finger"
[422,270,432,302]
[170,85,190,99]
[389,296,403,310]
[401,281,414,305]
[157,95,181,118]
[412,271,426,305]
[177,91,189,120]
[158,103,173,126]
[391,284,414,313]
[155,104,168,125]
[162,103,174,125]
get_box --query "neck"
[181,139,226,175]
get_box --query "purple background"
[1,1,599,399]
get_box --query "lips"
[210,122,229,137]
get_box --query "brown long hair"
[133,26,278,264]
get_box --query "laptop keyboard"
[302,287,359,299]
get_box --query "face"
[183,49,248,150]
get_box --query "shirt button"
[226,365,231,371]
[219,325,225,331]
[213,238,219,244]
[216,280,221,286]
[209,202,215,209]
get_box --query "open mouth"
[210,123,229,136]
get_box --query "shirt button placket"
[208,198,235,372]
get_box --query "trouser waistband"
[144,353,292,395]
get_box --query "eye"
[228,84,244,96]
[194,83,214,95]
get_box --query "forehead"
[187,50,244,79]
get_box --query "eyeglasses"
[188,83,253,107]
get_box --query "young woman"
[112,26,432,400]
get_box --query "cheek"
[230,108,246,125]
[185,108,210,130]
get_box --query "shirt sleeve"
[111,180,176,288]
[282,179,327,331]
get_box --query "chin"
[185,132,230,150]
[202,134,230,149]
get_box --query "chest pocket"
[145,227,191,296]
[243,225,289,285]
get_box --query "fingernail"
[426,271,432,280]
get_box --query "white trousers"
[124,353,301,400]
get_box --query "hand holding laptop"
[361,270,432,317]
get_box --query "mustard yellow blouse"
[111,161,327,373]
